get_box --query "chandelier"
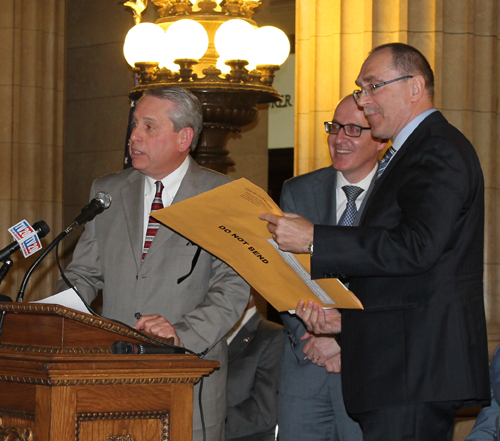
[122,0,291,173]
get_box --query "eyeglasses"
[324,121,371,138]
[353,75,414,103]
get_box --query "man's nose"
[356,91,370,107]
[130,126,141,140]
[335,128,349,143]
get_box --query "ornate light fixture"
[123,0,290,173]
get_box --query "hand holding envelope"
[296,299,342,334]
[152,178,363,312]
[258,212,313,254]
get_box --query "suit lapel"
[314,166,337,225]
[359,111,445,225]
[144,156,203,261]
[228,312,260,362]
[353,172,377,227]
[121,170,146,269]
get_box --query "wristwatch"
[308,241,314,256]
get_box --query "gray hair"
[143,86,203,150]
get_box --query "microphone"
[16,193,112,302]
[110,341,186,355]
[0,220,50,263]
[65,192,112,234]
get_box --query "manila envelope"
[152,178,363,312]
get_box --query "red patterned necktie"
[142,181,164,260]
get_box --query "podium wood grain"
[0,303,218,441]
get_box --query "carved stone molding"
[76,411,170,441]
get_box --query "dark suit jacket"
[279,166,373,397]
[312,111,489,414]
[226,311,284,441]
[56,157,250,430]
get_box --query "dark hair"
[371,43,434,101]
[143,86,203,150]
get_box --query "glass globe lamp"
[214,19,255,64]
[123,23,165,66]
[251,26,290,67]
[164,19,209,64]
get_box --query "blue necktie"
[338,186,364,226]
[377,146,396,179]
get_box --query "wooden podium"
[0,302,218,441]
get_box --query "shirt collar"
[336,162,378,190]
[391,108,437,152]
[144,156,190,201]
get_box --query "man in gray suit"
[56,86,250,441]
[277,95,387,441]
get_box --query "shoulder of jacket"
[284,166,334,188]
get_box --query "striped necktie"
[377,146,396,179]
[338,186,364,226]
[142,181,164,260]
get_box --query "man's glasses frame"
[324,121,371,138]
[353,75,414,103]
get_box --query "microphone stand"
[0,259,13,285]
[0,260,13,335]
[15,192,111,303]
[16,231,67,303]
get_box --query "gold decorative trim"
[108,435,133,441]
[0,425,34,441]
[0,376,196,386]
[77,411,169,441]
[0,344,109,354]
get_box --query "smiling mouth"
[336,148,352,154]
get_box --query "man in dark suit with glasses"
[261,43,489,441]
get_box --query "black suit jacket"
[226,312,284,441]
[312,111,489,414]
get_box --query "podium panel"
[0,303,218,441]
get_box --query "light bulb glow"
[164,19,209,62]
[214,19,255,63]
[123,23,166,66]
[216,58,231,74]
[251,26,290,66]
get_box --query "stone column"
[0,0,64,300]
[295,0,500,344]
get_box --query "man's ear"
[178,127,195,153]
[410,75,426,102]
[378,140,389,152]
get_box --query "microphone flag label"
[8,220,43,258]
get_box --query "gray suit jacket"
[56,156,250,429]
[226,312,284,441]
[278,165,373,397]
